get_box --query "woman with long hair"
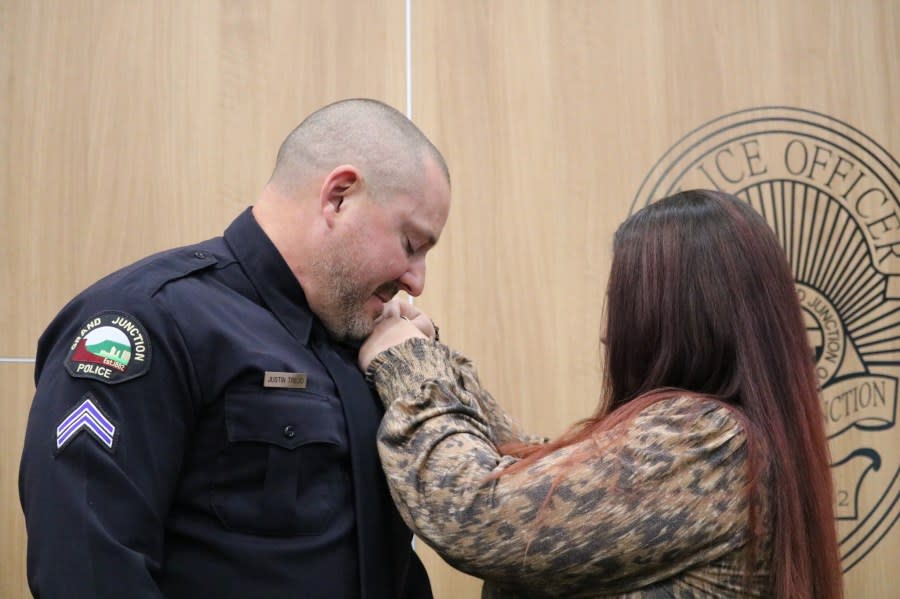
[359,190,842,598]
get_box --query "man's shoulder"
[40,237,232,343]
[89,236,231,300]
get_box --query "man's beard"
[308,248,396,343]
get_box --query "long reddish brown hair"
[500,190,842,598]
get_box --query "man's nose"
[398,260,426,297]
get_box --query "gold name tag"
[263,371,307,389]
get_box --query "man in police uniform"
[19,98,451,598]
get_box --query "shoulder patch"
[56,393,118,454]
[65,311,152,384]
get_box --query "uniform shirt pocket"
[212,387,350,536]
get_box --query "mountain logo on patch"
[72,327,132,371]
[65,311,151,384]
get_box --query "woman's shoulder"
[626,394,748,457]
[638,394,745,427]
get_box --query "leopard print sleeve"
[367,338,753,596]
[444,345,547,446]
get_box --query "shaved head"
[256,99,451,343]
[268,98,449,200]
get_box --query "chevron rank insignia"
[55,394,118,454]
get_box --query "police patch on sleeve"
[65,311,152,384]
[55,392,119,454]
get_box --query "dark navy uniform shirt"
[19,208,430,598]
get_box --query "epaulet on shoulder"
[96,241,222,298]
[145,244,221,295]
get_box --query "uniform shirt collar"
[224,207,313,345]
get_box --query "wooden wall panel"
[0,0,406,357]
[413,1,898,597]
[0,365,34,599]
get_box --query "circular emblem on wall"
[633,106,899,572]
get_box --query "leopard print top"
[367,338,771,598]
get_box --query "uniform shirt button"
[283,425,296,439]
[193,250,208,259]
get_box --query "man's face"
[309,158,450,343]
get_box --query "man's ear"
[320,165,362,227]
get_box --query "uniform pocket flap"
[224,388,343,450]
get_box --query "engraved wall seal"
[634,106,899,571]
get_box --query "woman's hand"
[358,299,436,371]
